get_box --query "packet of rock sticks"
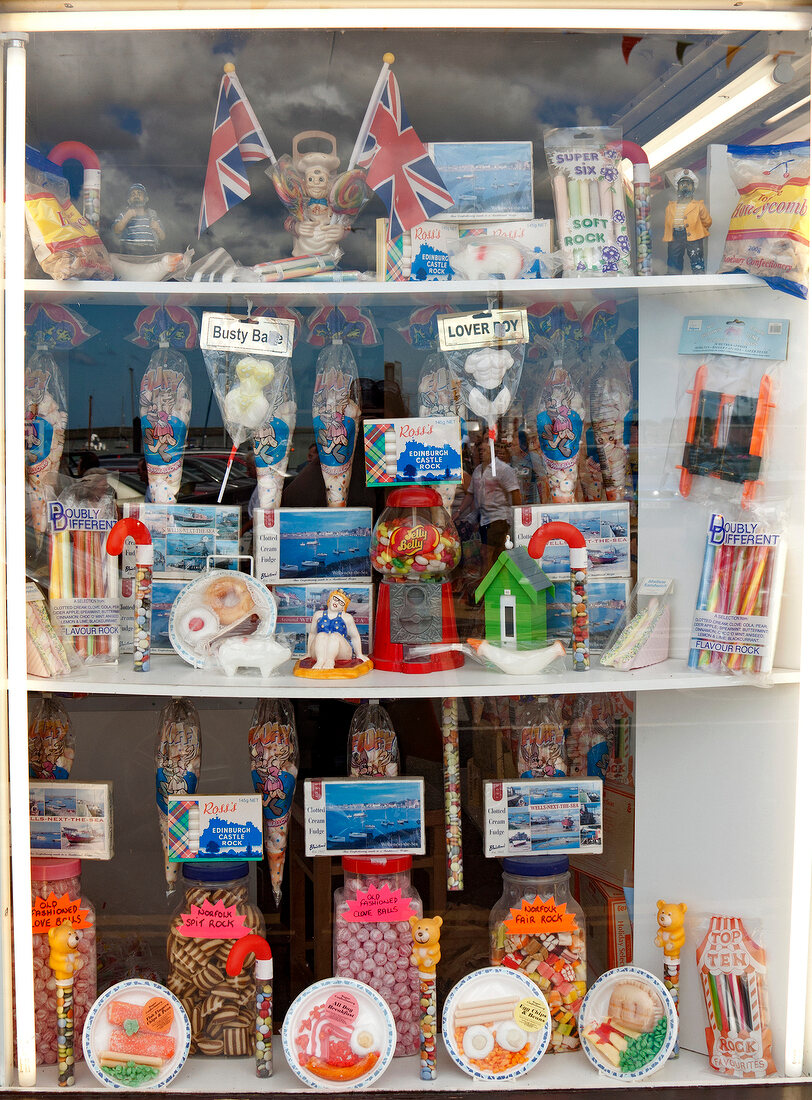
[718,141,810,300]
[688,505,787,681]
[437,306,528,466]
[694,914,776,1078]
[48,472,120,665]
[543,127,631,276]
[663,315,788,509]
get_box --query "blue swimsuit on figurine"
[317,609,350,638]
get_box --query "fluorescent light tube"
[644,57,779,169]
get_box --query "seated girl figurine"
[294,589,373,679]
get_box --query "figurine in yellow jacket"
[663,169,712,274]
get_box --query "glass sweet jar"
[31,857,97,1066]
[166,862,265,1057]
[489,855,587,1053]
[333,855,423,1057]
[371,487,460,581]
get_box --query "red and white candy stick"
[106,518,154,672]
[227,935,273,1077]
[528,521,589,671]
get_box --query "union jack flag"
[198,67,274,237]
[356,70,453,239]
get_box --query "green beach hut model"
[475,544,554,648]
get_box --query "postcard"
[484,779,603,857]
[304,777,425,856]
[512,503,631,579]
[273,583,373,657]
[29,781,114,860]
[427,141,535,221]
[254,507,373,585]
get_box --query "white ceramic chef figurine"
[306,589,365,670]
[275,132,358,256]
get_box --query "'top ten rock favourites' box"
[272,583,373,657]
[166,794,264,862]
[29,781,114,860]
[254,508,373,585]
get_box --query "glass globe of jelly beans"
[371,487,460,581]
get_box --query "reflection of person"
[510,429,545,505]
[663,169,711,274]
[113,183,166,256]
[307,589,364,670]
[76,451,100,478]
[297,442,319,472]
[455,439,520,568]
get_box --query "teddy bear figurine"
[654,899,687,959]
[409,914,443,975]
[48,920,84,981]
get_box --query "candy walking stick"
[655,901,687,1057]
[249,699,299,906]
[441,697,463,891]
[227,935,274,1077]
[312,339,362,507]
[48,921,84,1086]
[106,518,154,672]
[410,915,442,1080]
[154,699,201,895]
[528,521,589,671]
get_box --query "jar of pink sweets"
[489,856,586,1053]
[333,855,423,1057]
[31,858,96,1066]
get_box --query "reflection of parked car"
[64,450,255,506]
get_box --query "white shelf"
[19,1042,811,1093]
[23,273,765,307]
[26,654,800,699]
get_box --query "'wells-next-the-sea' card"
[363,416,462,487]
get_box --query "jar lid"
[182,861,249,883]
[385,486,442,508]
[502,855,570,877]
[342,855,413,874]
[31,857,81,880]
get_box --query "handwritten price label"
[503,896,579,936]
[178,900,251,940]
[342,887,416,924]
[31,892,92,935]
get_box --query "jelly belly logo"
[390,523,439,557]
[504,896,579,935]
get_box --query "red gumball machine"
[371,486,463,674]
